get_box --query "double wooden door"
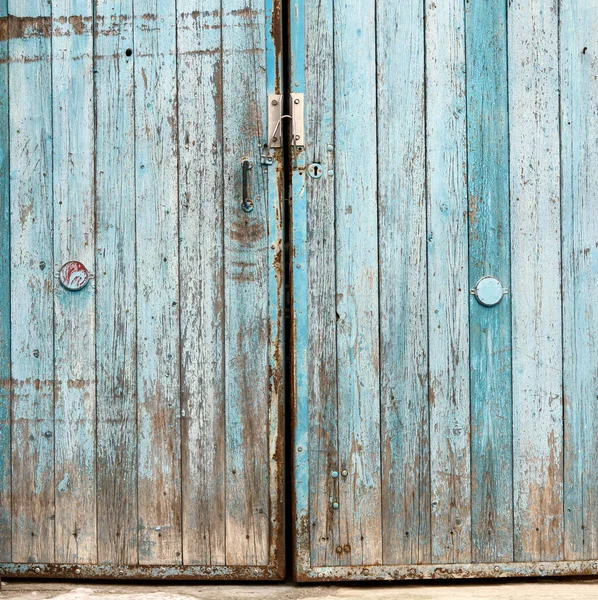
[2,0,598,584]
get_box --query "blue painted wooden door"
[291,0,598,581]
[0,0,284,580]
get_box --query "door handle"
[241,159,254,213]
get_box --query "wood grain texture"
[303,0,340,569]
[465,0,513,563]
[177,4,226,566]
[9,0,55,564]
[52,0,97,564]
[134,0,182,565]
[0,0,10,564]
[561,0,598,561]
[95,2,137,565]
[509,0,563,562]
[377,0,430,566]
[222,0,270,566]
[333,0,382,567]
[425,0,471,565]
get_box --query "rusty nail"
[343,544,351,553]
[363,568,370,575]
[341,469,348,477]
[335,546,342,554]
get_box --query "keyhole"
[308,162,323,179]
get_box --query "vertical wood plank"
[95,1,137,565]
[334,0,382,566]
[425,0,471,564]
[465,0,513,562]
[304,0,340,568]
[509,0,563,562]
[0,0,11,563]
[264,0,285,576]
[177,5,226,566]
[8,2,55,563]
[378,0,430,566]
[561,0,598,561]
[222,1,270,566]
[134,0,182,565]
[52,0,96,564]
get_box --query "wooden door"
[290,0,598,581]
[0,0,284,580]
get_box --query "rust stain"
[0,16,52,41]
[229,220,265,246]
[68,15,85,35]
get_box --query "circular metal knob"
[471,276,508,307]
[59,261,90,292]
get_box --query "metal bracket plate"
[290,93,304,148]
[267,94,283,149]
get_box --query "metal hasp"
[265,93,304,159]
[471,276,508,307]
[59,261,90,292]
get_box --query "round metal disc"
[473,276,504,307]
[59,261,90,292]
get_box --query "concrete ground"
[2,579,598,600]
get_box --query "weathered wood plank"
[52,1,96,564]
[378,0,430,566]
[509,0,563,562]
[134,0,182,565]
[177,5,226,566]
[95,2,137,565]
[303,0,340,569]
[0,0,11,564]
[465,0,513,563]
[222,1,270,566]
[561,0,598,561]
[8,2,55,564]
[425,0,471,564]
[333,0,382,566]
[264,0,285,576]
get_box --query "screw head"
[271,99,278,105]
[294,98,300,104]
[341,469,348,477]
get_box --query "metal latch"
[262,93,304,164]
